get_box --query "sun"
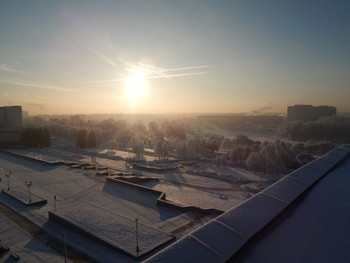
[124,67,148,103]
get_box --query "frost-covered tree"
[76,129,88,148]
[220,139,233,150]
[154,140,164,159]
[87,130,97,148]
[130,134,144,157]
[177,141,188,158]
[246,151,264,172]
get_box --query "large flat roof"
[144,145,350,263]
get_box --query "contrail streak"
[157,65,209,72]
[146,71,207,79]
[92,71,207,83]
[9,81,74,92]
[87,46,118,67]
[137,63,208,76]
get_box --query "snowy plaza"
[0,147,277,262]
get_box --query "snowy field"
[203,128,299,144]
[1,148,279,211]
[185,162,283,182]
[91,148,158,162]
[142,180,249,211]
[0,152,185,226]
[203,128,279,142]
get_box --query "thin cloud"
[91,63,209,83]
[150,65,209,72]
[87,46,118,67]
[0,64,25,74]
[146,71,207,79]
[137,63,209,75]
[91,71,207,83]
[11,81,74,92]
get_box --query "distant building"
[0,105,23,146]
[197,114,283,130]
[22,110,29,120]
[287,105,336,122]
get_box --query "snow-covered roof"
[143,145,350,263]
[49,202,174,258]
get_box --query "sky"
[0,0,349,116]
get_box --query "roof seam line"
[335,147,350,153]
[288,175,309,184]
[307,165,327,174]
[213,219,245,239]
[189,235,224,260]
[318,158,336,165]
[261,193,286,204]
[330,153,348,158]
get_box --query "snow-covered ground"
[92,148,157,162]
[142,180,249,211]
[187,162,283,182]
[0,207,69,263]
[2,148,278,211]
[203,128,299,144]
[203,128,278,142]
[0,146,281,261]
[0,152,182,225]
[0,150,224,261]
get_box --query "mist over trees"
[21,127,50,148]
[23,114,336,174]
[197,114,283,133]
[278,116,350,142]
[219,136,299,175]
[76,129,97,148]
[44,115,191,157]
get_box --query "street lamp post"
[135,218,140,252]
[25,180,32,203]
[7,171,11,190]
[63,232,67,263]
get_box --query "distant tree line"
[46,115,191,156]
[76,129,97,148]
[278,116,350,142]
[26,114,335,168]
[217,135,298,175]
[216,134,335,175]
[21,127,50,148]
[197,115,283,133]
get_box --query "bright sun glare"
[124,68,148,103]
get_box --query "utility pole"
[25,180,32,203]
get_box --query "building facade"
[287,105,336,122]
[0,106,23,146]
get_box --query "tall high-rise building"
[0,105,23,146]
[287,105,336,121]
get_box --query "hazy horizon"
[1,1,350,115]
